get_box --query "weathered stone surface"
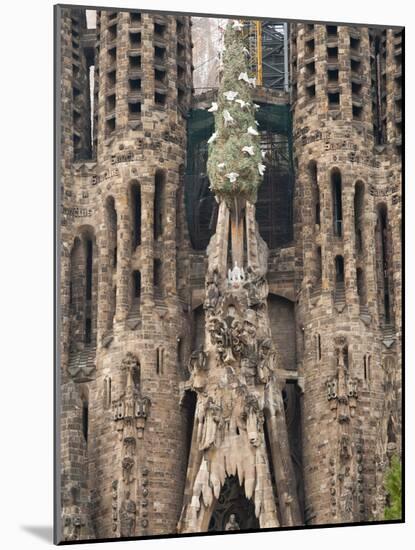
[58,10,402,542]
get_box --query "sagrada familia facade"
[57,6,402,542]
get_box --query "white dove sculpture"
[208,102,218,112]
[247,126,259,136]
[235,99,249,108]
[238,72,250,84]
[207,132,217,144]
[226,172,239,183]
[232,20,244,31]
[242,146,255,156]
[223,110,234,125]
[223,91,239,101]
[217,162,226,169]
[258,163,266,176]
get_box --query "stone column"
[140,179,155,306]
[338,26,352,122]
[342,171,358,310]
[115,195,131,322]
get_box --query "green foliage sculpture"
[384,455,402,520]
[206,21,265,207]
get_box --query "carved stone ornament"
[327,337,358,423]
[119,491,136,537]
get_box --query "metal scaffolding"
[244,20,288,91]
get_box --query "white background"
[0,0,411,548]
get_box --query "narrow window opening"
[108,46,117,65]
[357,267,366,306]
[133,271,141,299]
[82,401,89,441]
[129,54,141,69]
[316,334,321,361]
[328,69,339,83]
[327,46,338,62]
[155,68,166,83]
[350,58,361,74]
[177,43,185,58]
[129,31,141,47]
[154,23,166,36]
[305,39,315,56]
[316,246,322,283]
[106,94,116,112]
[154,172,165,238]
[129,78,141,91]
[155,92,166,105]
[85,317,92,344]
[306,84,316,99]
[327,25,338,37]
[155,46,166,61]
[128,101,141,118]
[130,12,141,24]
[332,170,343,236]
[131,184,141,248]
[328,92,340,107]
[86,239,93,300]
[107,70,116,88]
[106,116,115,134]
[335,255,344,284]
[343,347,349,370]
[108,23,117,42]
[350,36,360,51]
[305,61,315,77]
[354,182,364,252]
[156,347,164,375]
[154,259,162,289]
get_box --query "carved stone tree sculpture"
[177,21,302,534]
[206,20,265,268]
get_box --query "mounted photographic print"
[54,3,404,544]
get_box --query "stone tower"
[58,7,194,540]
[291,23,402,524]
[57,8,402,542]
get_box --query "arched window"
[354,181,365,253]
[106,196,117,266]
[331,169,343,236]
[82,400,89,441]
[132,270,141,299]
[130,182,141,249]
[335,255,344,284]
[334,255,345,305]
[69,228,96,347]
[376,203,392,324]
[154,170,165,239]
[356,267,366,306]
[85,238,93,300]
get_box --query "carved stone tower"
[291,23,402,524]
[58,9,402,542]
[59,7,193,540]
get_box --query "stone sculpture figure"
[225,513,240,531]
[119,491,136,537]
[205,269,220,310]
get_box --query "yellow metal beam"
[256,21,263,86]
